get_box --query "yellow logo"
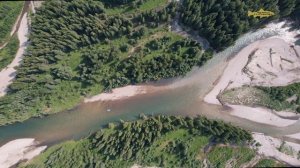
[248,8,275,18]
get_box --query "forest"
[0,0,210,125]
[0,0,299,125]
[180,0,300,51]
[21,115,280,168]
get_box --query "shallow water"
[0,21,299,147]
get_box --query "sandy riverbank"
[84,85,148,102]
[230,105,297,127]
[0,138,47,168]
[84,85,170,102]
[204,39,260,105]
[275,111,300,118]
[253,133,300,166]
[202,22,300,165]
[204,37,300,127]
[0,13,28,97]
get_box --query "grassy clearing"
[139,0,169,11]
[0,34,19,71]
[105,0,169,15]
[143,129,210,167]
[221,83,300,113]
[221,86,294,111]
[207,146,256,168]
[0,1,24,44]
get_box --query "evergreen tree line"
[101,0,136,7]
[22,115,255,168]
[134,2,177,27]
[77,36,210,91]
[89,115,252,162]
[180,0,299,51]
[0,0,179,124]
[116,38,203,84]
[257,83,300,112]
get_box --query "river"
[0,21,299,147]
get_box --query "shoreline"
[84,85,170,103]
[204,37,300,127]
[203,24,300,165]
[84,85,148,102]
[253,133,300,166]
[0,138,47,168]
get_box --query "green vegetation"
[104,0,169,15]
[207,146,255,168]
[278,141,294,156]
[255,158,286,167]
[0,0,299,125]
[279,0,298,17]
[0,34,19,71]
[221,83,300,113]
[221,86,292,111]
[23,115,258,168]
[258,83,300,105]
[180,0,299,51]
[0,0,212,125]
[258,83,300,112]
[0,1,23,44]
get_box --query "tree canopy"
[180,0,298,51]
